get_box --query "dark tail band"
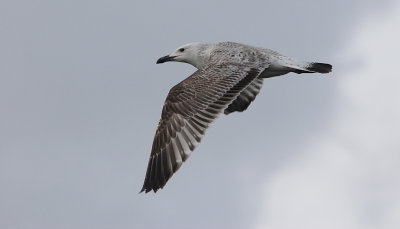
[306,62,332,73]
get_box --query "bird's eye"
[179,48,185,52]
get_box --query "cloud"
[255,3,400,229]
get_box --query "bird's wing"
[141,63,264,193]
[224,78,263,114]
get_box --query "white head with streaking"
[156,42,211,69]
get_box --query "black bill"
[156,55,176,64]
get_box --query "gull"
[141,41,332,193]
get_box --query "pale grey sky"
[0,0,399,229]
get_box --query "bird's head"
[156,43,210,69]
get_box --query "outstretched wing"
[224,78,263,114]
[141,63,264,193]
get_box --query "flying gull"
[141,41,332,193]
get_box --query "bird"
[141,41,332,193]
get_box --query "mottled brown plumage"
[141,64,263,193]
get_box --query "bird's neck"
[191,44,213,69]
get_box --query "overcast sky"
[1,0,399,229]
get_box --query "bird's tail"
[284,59,332,74]
[271,53,332,74]
[302,62,332,73]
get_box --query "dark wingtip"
[307,62,333,73]
[139,186,153,194]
